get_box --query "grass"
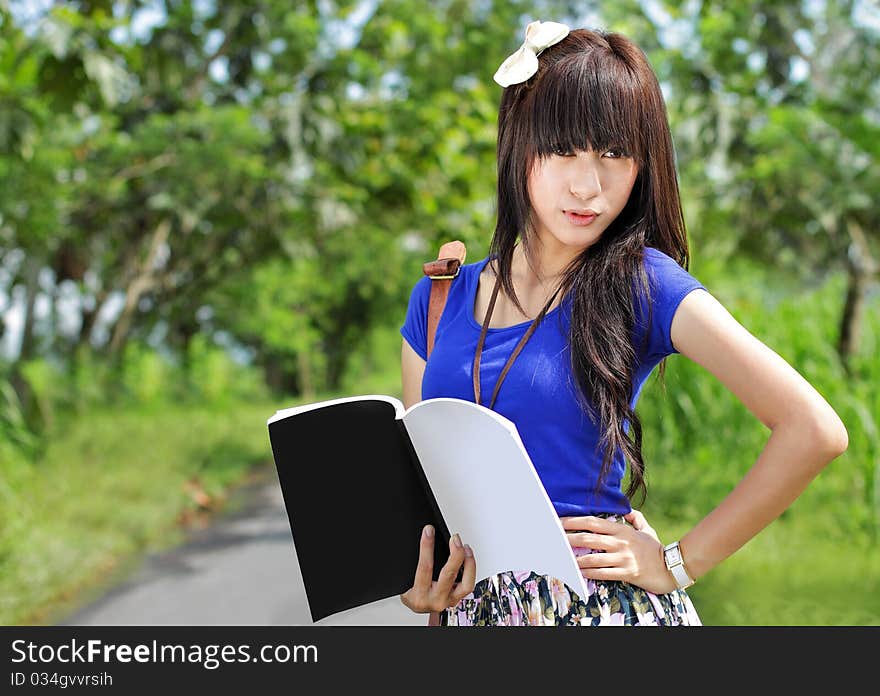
[0,399,289,625]
[665,515,880,626]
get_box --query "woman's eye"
[551,146,626,158]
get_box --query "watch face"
[665,546,682,566]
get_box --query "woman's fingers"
[563,514,660,548]
[561,515,622,535]
[400,525,439,613]
[560,513,672,591]
[624,509,660,543]
[433,533,467,599]
[412,525,436,591]
[575,551,625,569]
[567,531,617,551]
[448,543,476,605]
[402,528,473,613]
[576,552,628,582]
[624,509,654,534]
[579,566,625,581]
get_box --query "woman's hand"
[400,525,477,614]
[560,510,679,595]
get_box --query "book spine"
[395,419,457,580]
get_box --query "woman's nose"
[569,165,602,198]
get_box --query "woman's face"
[526,146,640,253]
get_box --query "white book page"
[402,398,588,599]
[267,394,403,426]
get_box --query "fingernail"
[453,533,462,548]
[424,525,434,538]
[464,544,473,557]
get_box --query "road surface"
[62,465,426,626]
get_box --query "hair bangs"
[527,53,645,165]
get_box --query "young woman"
[397,21,848,626]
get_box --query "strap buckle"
[423,257,462,280]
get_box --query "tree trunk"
[77,288,109,350]
[7,257,44,432]
[837,221,878,376]
[263,355,285,393]
[108,218,171,355]
[17,256,41,363]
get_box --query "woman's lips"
[564,211,597,226]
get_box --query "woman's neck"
[513,239,582,288]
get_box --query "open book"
[266,395,588,623]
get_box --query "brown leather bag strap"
[422,240,467,359]
[420,239,466,629]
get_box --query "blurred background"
[0,0,877,626]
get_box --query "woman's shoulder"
[637,245,707,308]
[634,246,707,359]
[640,246,701,283]
[642,245,679,267]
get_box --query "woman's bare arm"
[401,339,426,410]
[668,289,849,579]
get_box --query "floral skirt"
[439,514,702,626]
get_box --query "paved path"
[62,465,426,627]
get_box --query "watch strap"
[664,541,695,590]
[669,561,695,589]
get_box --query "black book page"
[268,398,444,622]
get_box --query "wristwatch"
[663,541,695,590]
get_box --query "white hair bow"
[493,20,570,88]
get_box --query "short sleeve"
[635,248,708,360]
[399,274,432,361]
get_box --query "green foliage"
[0,378,42,465]
[184,334,270,405]
[67,346,116,412]
[0,338,270,448]
[119,342,173,405]
[339,322,407,398]
[0,399,279,625]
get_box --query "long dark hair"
[490,27,693,507]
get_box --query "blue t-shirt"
[399,247,708,517]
